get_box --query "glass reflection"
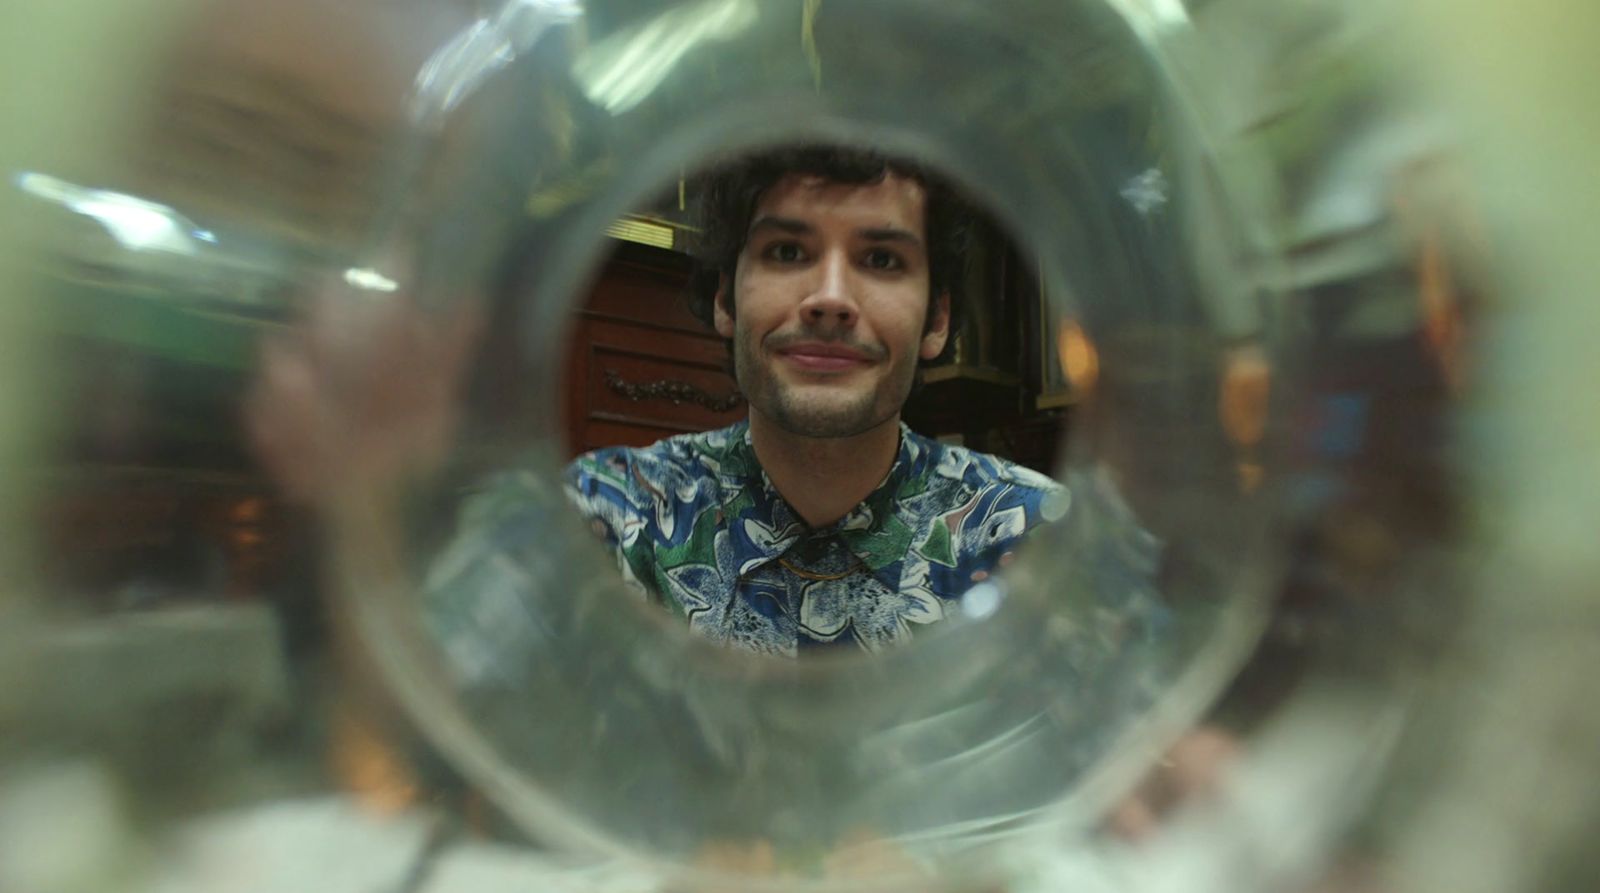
[218,69,1271,867]
[9,0,1543,887]
[318,97,1274,864]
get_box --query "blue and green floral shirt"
[563,421,1071,656]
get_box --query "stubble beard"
[735,332,917,439]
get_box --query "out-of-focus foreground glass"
[1,0,1596,891]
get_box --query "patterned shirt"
[562,420,1071,656]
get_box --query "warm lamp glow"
[1057,320,1100,393]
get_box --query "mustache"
[763,329,889,361]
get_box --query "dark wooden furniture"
[561,243,745,457]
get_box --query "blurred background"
[1,0,1596,891]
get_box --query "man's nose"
[797,250,859,327]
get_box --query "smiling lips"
[776,341,873,372]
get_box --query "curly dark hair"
[684,144,971,368]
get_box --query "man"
[560,146,1068,655]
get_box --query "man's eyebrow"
[747,215,813,237]
[746,216,924,249]
[857,226,923,248]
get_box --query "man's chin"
[769,398,894,439]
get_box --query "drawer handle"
[603,369,742,413]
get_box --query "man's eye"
[765,242,806,263]
[863,249,904,271]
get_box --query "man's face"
[714,172,950,439]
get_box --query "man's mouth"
[775,341,873,372]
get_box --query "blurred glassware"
[0,0,1595,892]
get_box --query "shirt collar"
[712,420,926,575]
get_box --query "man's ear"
[920,291,952,360]
[712,275,735,338]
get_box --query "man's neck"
[747,412,902,528]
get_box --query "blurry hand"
[1106,725,1241,842]
[689,838,779,877]
[680,829,932,890]
[821,827,930,881]
[246,271,481,510]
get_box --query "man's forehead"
[752,171,927,233]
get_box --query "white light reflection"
[15,172,198,255]
[574,0,756,114]
[513,0,583,15]
[1107,0,1193,42]
[962,581,1004,621]
[1122,167,1170,215]
[343,268,399,293]
[412,18,515,120]
[411,0,584,124]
